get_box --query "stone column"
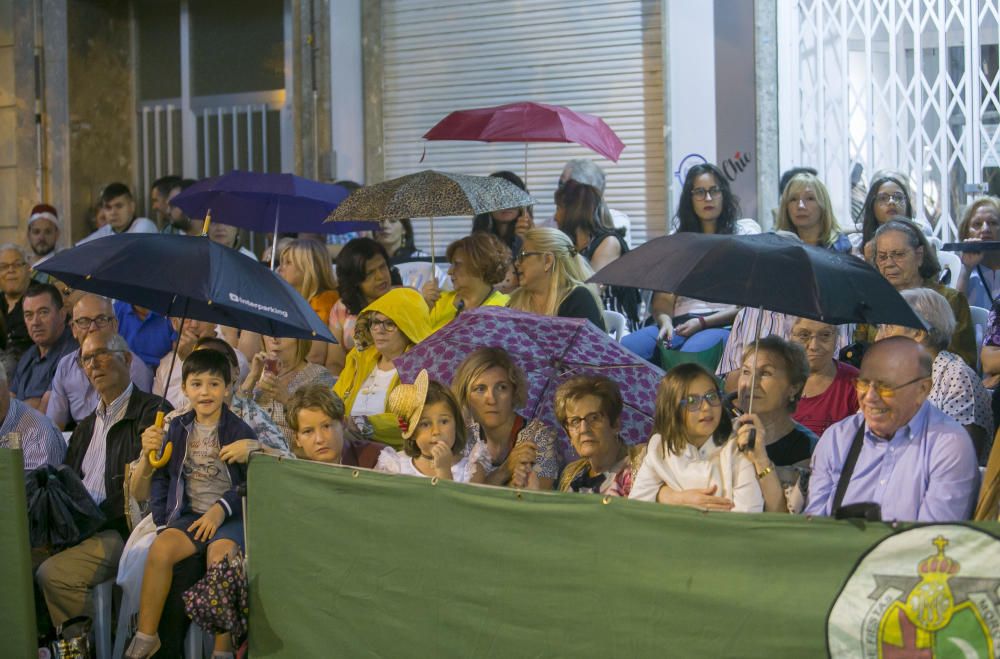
[754,0,779,230]
[361,0,383,184]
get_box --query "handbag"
[182,554,249,639]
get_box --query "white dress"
[628,433,764,513]
[375,446,478,483]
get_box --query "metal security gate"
[778,0,1000,241]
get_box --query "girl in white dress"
[376,369,484,483]
[629,363,782,513]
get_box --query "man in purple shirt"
[805,336,979,521]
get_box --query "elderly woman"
[452,347,560,489]
[857,219,976,367]
[422,233,511,331]
[786,317,859,437]
[334,287,431,449]
[555,375,645,497]
[622,163,756,361]
[774,173,852,252]
[242,335,335,455]
[327,238,398,375]
[876,287,993,460]
[955,196,1000,309]
[507,227,605,330]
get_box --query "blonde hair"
[280,238,337,301]
[958,196,1000,240]
[776,173,842,247]
[451,347,528,414]
[508,227,601,317]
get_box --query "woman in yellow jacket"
[421,233,512,332]
[334,287,431,449]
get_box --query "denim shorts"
[165,510,245,552]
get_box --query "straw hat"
[386,369,429,439]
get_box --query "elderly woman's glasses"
[515,250,544,263]
[565,411,605,431]
[790,329,836,344]
[369,318,398,333]
[73,314,114,330]
[79,348,125,368]
[691,186,721,201]
[874,249,913,264]
[854,376,928,399]
[680,391,722,410]
[875,192,906,205]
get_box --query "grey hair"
[0,243,30,261]
[84,332,130,359]
[564,159,606,193]
[899,287,955,351]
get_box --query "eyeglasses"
[691,186,722,201]
[369,317,398,333]
[565,411,606,431]
[0,261,26,273]
[875,249,913,264]
[79,348,125,368]
[73,314,114,330]
[875,192,906,205]
[854,375,929,399]
[515,250,544,263]
[680,391,722,410]
[790,330,836,344]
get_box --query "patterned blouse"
[255,362,336,451]
[928,350,994,438]
[466,417,561,481]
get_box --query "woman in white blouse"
[629,363,787,513]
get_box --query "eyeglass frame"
[368,317,399,333]
[854,375,929,399]
[79,348,126,369]
[565,410,606,431]
[72,314,115,330]
[514,250,545,264]
[0,260,27,273]
[679,390,723,411]
[874,192,907,206]
[691,186,722,201]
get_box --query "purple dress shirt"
[804,401,979,522]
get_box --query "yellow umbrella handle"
[147,410,173,468]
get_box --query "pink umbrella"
[422,101,626,178]
[394,306,662,459]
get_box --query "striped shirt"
[716,310,854,375]
[0,397,66,471]
[81,384,133,504]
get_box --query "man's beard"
[32,244,55,258]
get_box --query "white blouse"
[628,433,764,513]
[350,366,396,418]
[374,446,478,483]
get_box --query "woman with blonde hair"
[507,227,604,330]
[775,173,852,252]
[955,195,1000,309]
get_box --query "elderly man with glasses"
[45,294,153,430]
[805,336,980,522]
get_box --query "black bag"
[25,464,106,549]
[831,424,882,521]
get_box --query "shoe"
[124,632,161,659]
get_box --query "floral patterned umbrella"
[394,306,663,456]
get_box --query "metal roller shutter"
[381,0,666,256]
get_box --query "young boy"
[126,350,256,659]
[286,383,386,468]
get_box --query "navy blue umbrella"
[170,170,377,266]
[36,233,336,342]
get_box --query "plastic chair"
[186,623,207,658]
[970,305,990,372]
[92,579,113,659]
[656,339,725,373]
[602,310,627,341]
[937,250,962,289]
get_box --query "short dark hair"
[286,383,346,433]
[182,348,232,386]
[192,336,239,373]
[24,282,63,310]
[101,182,134,205]
[151,175,182,197]
[173,178,198,193]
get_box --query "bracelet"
[697,317,707,330]
[757,465,774,480]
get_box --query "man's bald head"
[858,336,933,439]
[71,294,118,344]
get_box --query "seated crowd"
[9,163,1000,656]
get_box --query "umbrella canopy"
[394,306,663,453]
[423,101,626,162]
[170,170,375,234]
[589,233,925,328]
[25,464,106,549]
[325,170,535,222]
[36,234,335,342]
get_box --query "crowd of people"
[7,160,1000,656]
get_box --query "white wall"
[329,0,365,183]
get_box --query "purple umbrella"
[170,170,378,267]
[395,306,663,456]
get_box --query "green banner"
[247,455,1000,658]
[0,448,37,657]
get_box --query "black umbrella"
[588,232,924,328]
[25,464,106,549]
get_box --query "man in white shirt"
[77,182,158,245]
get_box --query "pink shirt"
[792,361,859,438]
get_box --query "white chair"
[92,578,114,659]
[937,250,962,289]
[970,305,990,372]
[602,310,627,341]
[393,261,452,292]
[186,623,208,658]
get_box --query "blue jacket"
[150,404,256,531]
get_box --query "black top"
[765,426,815,467]
[2,296,27,354]
[558,286,605,331]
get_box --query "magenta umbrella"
[422,101,625,178]
[394,306,662,459]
